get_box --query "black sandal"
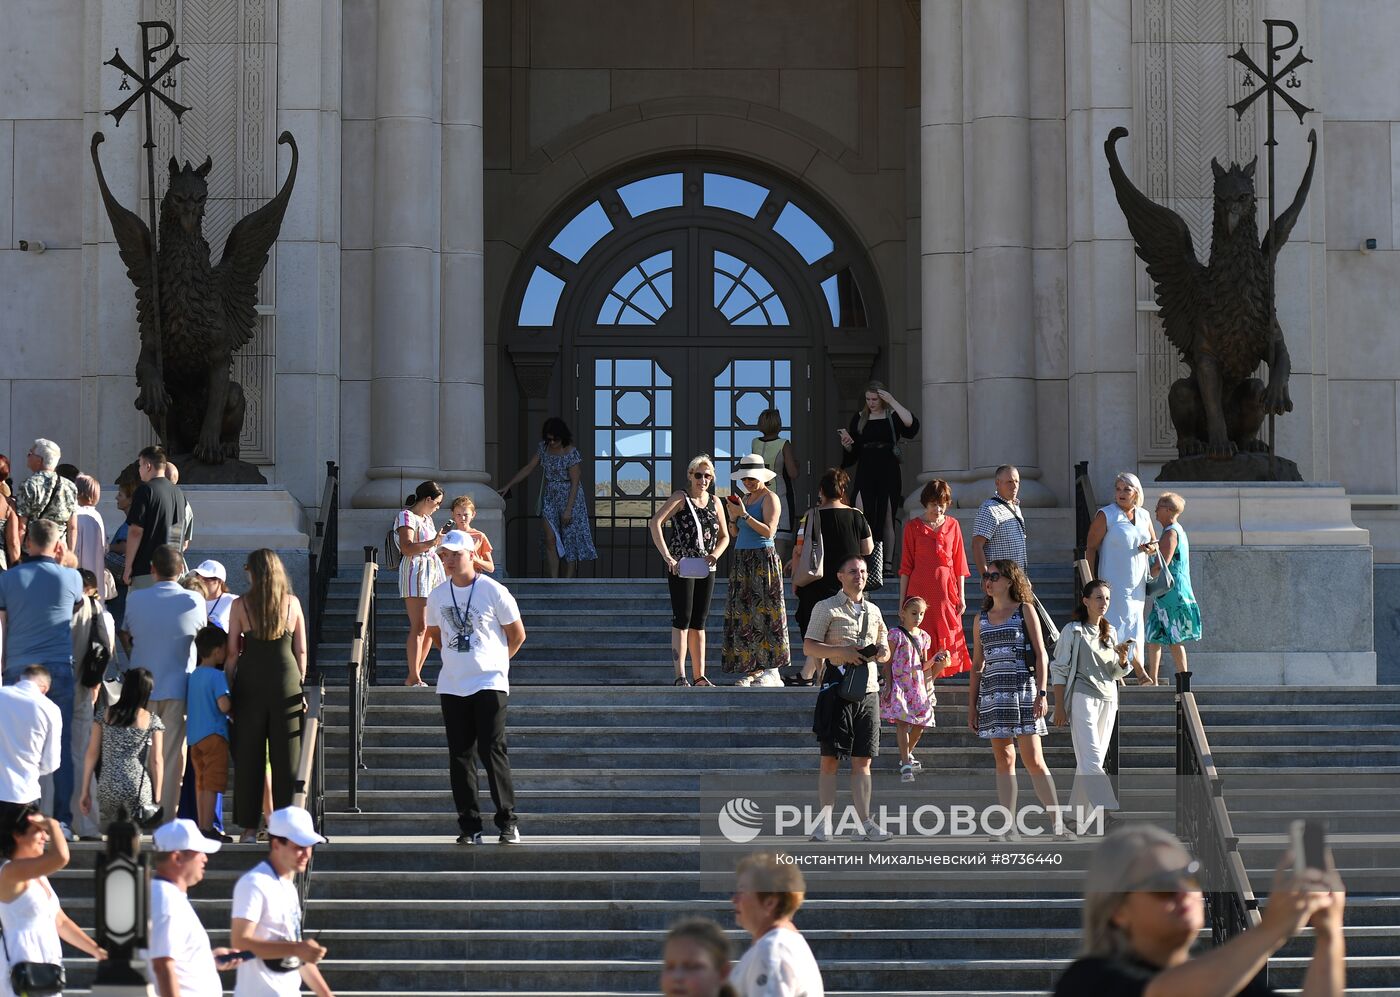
[673,676,691,686]
[693,676,714,687]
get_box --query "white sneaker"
[909,757,923,773]
[899,762,915,783]
[862,820,893,842]
[808,825,832,842]
[754,669,784,687]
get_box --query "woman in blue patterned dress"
[396,480,446,687]
[1145,491,1202,685]
[498,417,597,578]
[968,560,1069,839]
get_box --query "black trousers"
[440,690,516,834]
[666,570,716,630]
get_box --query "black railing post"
[363,545,378,687]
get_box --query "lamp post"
[91,809,154,997]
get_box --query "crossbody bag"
[837,605,874,702]
[0,899,65,996]
[675,495,714,579]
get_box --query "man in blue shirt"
[121,543,205,823]
[0,519,84,834]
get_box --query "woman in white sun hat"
[721,454,791,687]
[190,560,237,632]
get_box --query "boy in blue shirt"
[186,626,232,841]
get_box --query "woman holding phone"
[649,454,731,686]
[721,454,790,686]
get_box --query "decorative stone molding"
[507,335,562,400]
[146,0,279,464]
[1134,0,1259,461]
[824,331,880,402]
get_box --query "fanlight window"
[597,251,674,326]
[514,164,865,329]
[713,251,788,326]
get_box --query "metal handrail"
[1176,671,1265,980]
[291,677,325,911]
[307,460,340,678]
[345,546,378,814]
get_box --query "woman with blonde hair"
[649,455,731,686]
[750,409,799,564]
[730,852,823,994]
[1056,824,1346,995]
[1145,491,1201,685]
[1085,471,1158,652]
[968,560,1069,839]
[225,549,306,842]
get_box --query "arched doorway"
[502,160,882,576]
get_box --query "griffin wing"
[213,132,299,352]
[1261,128,1318,260]
[90,133,156,345]
[1104,127,1207,356]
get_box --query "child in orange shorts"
[187,626,233,841]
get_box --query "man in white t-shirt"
[148,818,245,997]
[230,806,333,997]
[731,852,825,997]
[424,530,527,846]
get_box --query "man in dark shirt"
[123,446,187,590]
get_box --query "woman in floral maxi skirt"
[722,454,791,686]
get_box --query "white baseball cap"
[191,560,227,582]
[438,529,479,553]
[153,818,222,854]
[266,806,325,847]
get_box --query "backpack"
[77,598,113,688]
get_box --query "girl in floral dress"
[880,597,951,782]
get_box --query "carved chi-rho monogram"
[105,20,189,146]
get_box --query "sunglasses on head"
[1124,859,1202,894]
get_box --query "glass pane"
[776,393,791,424]
[656,391,672,427]
[774,202,834,264]
[703,173,769,217]
[723,286,759,322]
[594,430,611,457]
[713,272,736,308]
[821,274,841,326]
[775,361,791,387]
[615,391,651,426]
[595,359,612,384]
[713,432,730,460]
[594,393,610,426]
[617,359,653,384]
[714,250,742,275]
[765,296,789,325]
[640,251,671,278]
[518,267,566,326]
[656,429,673,457]
[734,308,767,326]
[619,305,652,325]
[616,461,650,495]
[746,267,774,298]
[656,366,672,387]
[618,173,683,216]
[714,391,729,427]
[616,429,651,456]
[630,285,665,320]
[736,391,768,425]
[549,200,613,263]
[716,365,731,388]
[735,360,770,387]
[653,272,673,308]
[614,266,645,297]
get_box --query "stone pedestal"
[1160,483,1375,686]
[97,486,311,599]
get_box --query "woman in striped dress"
[396,480,446,687]
[968,559,1070,839]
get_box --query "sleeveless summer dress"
[975,607,1046,739]
[1097,504,1152,648]
[396,509,445,598]
[95,713,164,825]
[538,444,597,563]
[1145,522,1202,645]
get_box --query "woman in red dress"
[898,479,972,675]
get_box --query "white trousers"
[70,684,101,838]
[1069,689,1119,811]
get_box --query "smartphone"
[726,494,742,506]
[1291,819,1326,874]
[216,951,254,966]
[859,644,880,660]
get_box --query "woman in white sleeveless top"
[0,805,106,996]
[1084,472,1158,650]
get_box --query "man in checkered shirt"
[972,465,1026,576]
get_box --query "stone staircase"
[46,569,1400,995]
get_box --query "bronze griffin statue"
[1104,126,1316,481]
[91,131,297,479]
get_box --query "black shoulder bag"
[837,605,874,702]
[1,918,65,997]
